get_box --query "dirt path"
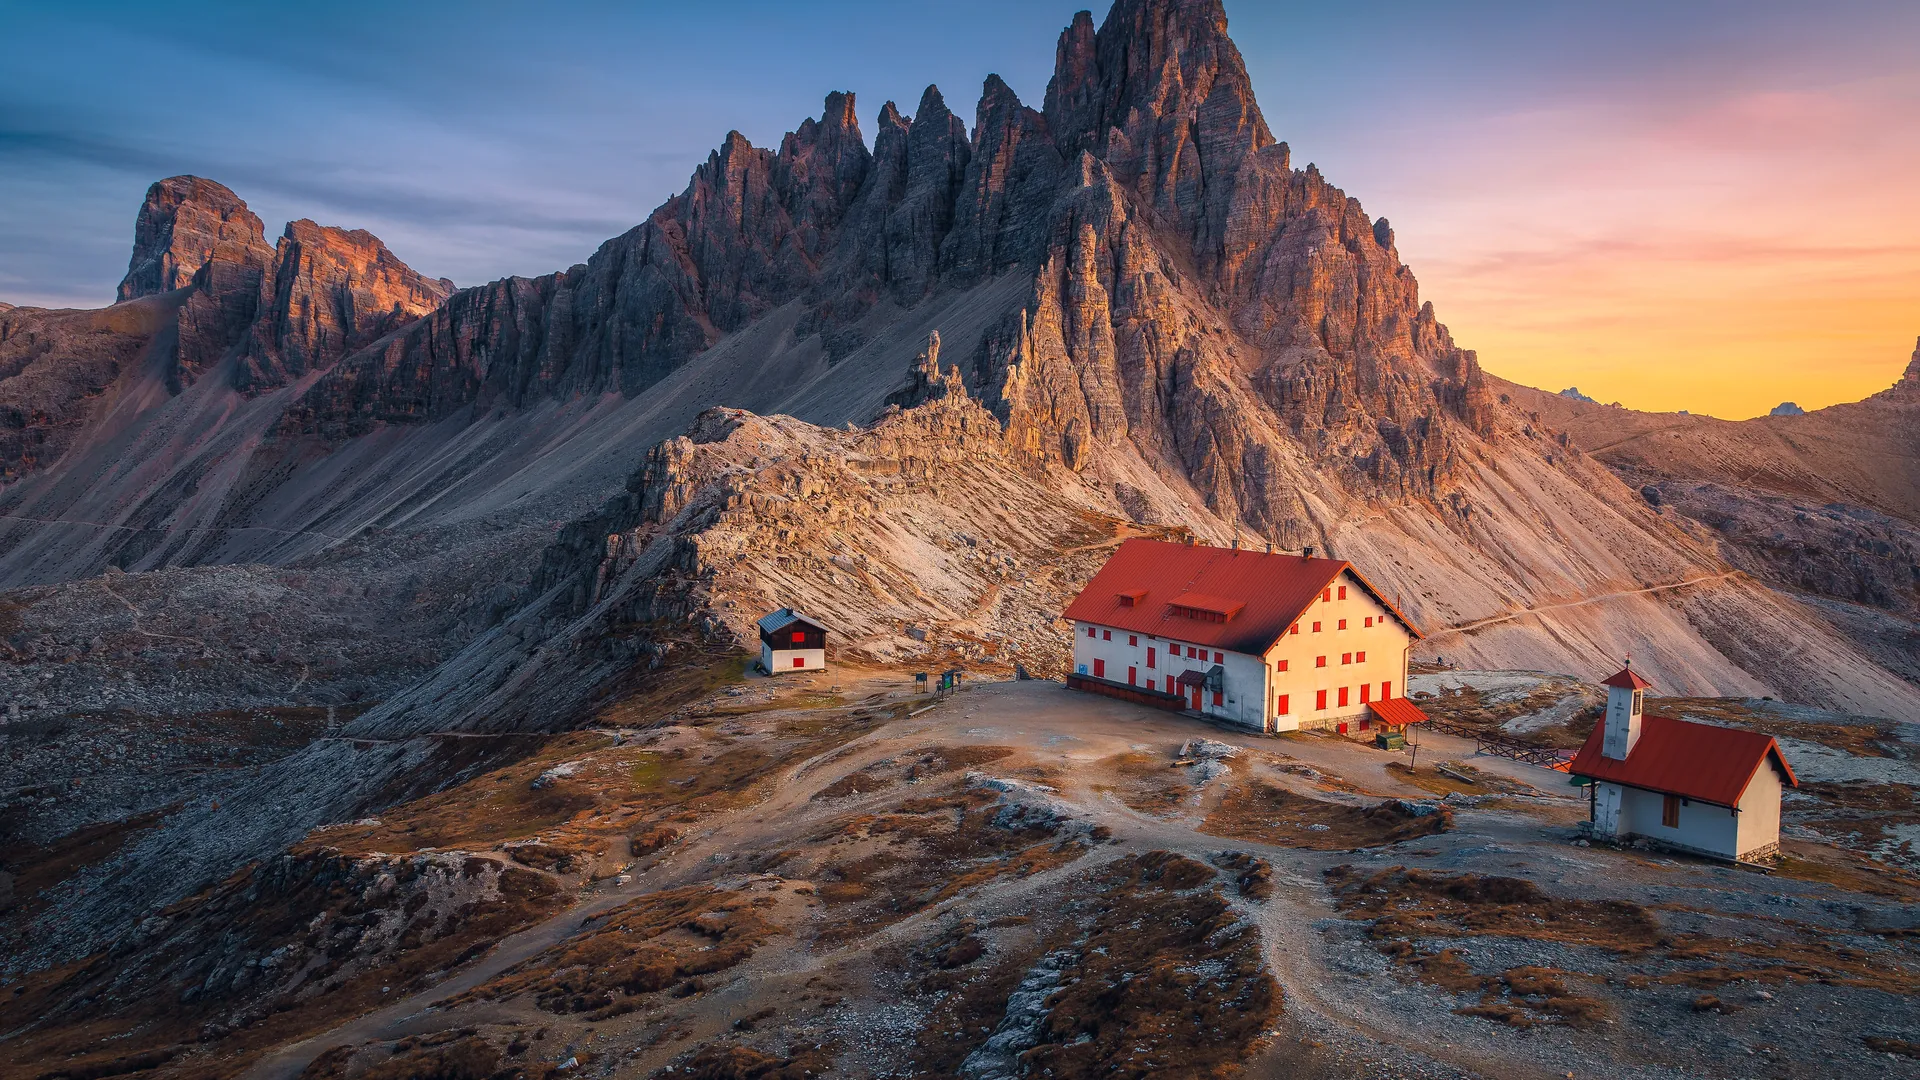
[1426,571,1742,640]
[246,679,1589,1080]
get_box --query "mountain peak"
[117,176,271,302]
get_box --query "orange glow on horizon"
[1349,74,1920,419]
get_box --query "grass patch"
[1203,784,1451,849]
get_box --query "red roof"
[1601,665,1654,691]
[1569,715,1797,807]
[1062,538,1421,655]
[1369,697,1429,727]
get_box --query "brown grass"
[1203,784,1451,849]
[808,787,1090,946]
[1024,852,1280,1079]
[651,1042,835,1079]
[1093,751,1195,815]
[1327,865,1661,952]
[297,1028,576,1080]
[457,885,780,1019]
[1385,761,1534,799]
[1660,697,1901,758]
[1866,1037,1920,1059]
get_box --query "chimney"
[1264,542,1273,555]
[1599,661,1647,761]
[1302,546,1315,559]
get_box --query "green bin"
[1375,732,1406,750]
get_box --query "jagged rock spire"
[118,176,272,302]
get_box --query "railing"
[1418,717,1575,772]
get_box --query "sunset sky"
[3,0,1916,418]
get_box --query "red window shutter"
[1316,689,1328,710]
[1146,678,1155,691]
[1382,680,1391,699]
[1316,656,1326,668]
[1359,716,1371,731]
[1365,616,1373,627]
[1341,653,1351,665]
[1291,623,1300,635]
[1277,693,1289,714]
[792,656,804,668]
[1312,621,1322,633]
[1338,619,1347,630]
[1102,629,1111,640]
[1093,658,1105,678]
[1188,646,1198,658]
[1338,585,1347,600]
[1086,625,1095,637]
[1338,686,1350,707]
[1128,666,1137,685]
[1360,684,1371,704]
[1357,650,1366,663]
[1277,659,1288,672]
[792,630,805,643]
[1213,651,1223,663]
[1147,647,1156,669]
[1323,588,1331,602]
[1129,635,1137,646]
[1212,690,1223,707]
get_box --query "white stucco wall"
[1736,764,1784,858]
[1069,565,1415,733]
[1597,781,1742,859]
[763,645,826,673]
[1262,568,1413,732]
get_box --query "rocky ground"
[6,663,1914,1080]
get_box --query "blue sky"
[4,0,1918,416]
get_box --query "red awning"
[1175,668,1210,687]
[1369,697,1428,727]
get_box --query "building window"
[1146,678,1155,691]
[1381,680,1391,699]
[1312,621,1322,633]
[1359,716,1371,731]
[1662,794,1680,828]
[1276,659,1288,672]
[1147,648,1156,669]
[1086,626,1095,638]
[1360,684,1371,704]
[1316,689,1328,710]
[1128,666,1137,685]
[1316,656,1327,668]
[1129,635,1137,647]
[1102,629,1111,640]
[1214,651,1223,663]
[1365,616,1373,628]
[1093,658,1105,678]
[793,656,804,668]
[1277,693,1289,714]
[1338,619,1348,630]
[1290,623,1300,635]
[1341,652,1351,665]
[1356,650,1367,663]
[1338,585,1348,600]
[1323,588,1332,603]
[1338,686,1350,707]
[1632,689,1643,715]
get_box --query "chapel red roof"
[1601,665,1654,691]
[1062,538,1421,655]
[1569,715,1797,807]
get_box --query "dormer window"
[1116,588,1147,607]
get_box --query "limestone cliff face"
[117,176,273,302]
[289,0,1491,542]
[236,220,450,392]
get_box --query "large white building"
[1570,665,1797,863]
[1062,538,1423,734]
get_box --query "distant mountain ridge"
[1,0,1915,712]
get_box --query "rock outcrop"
[116,176,272,302]
[236,220,450,392]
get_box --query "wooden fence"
[1419,717,1575,772]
